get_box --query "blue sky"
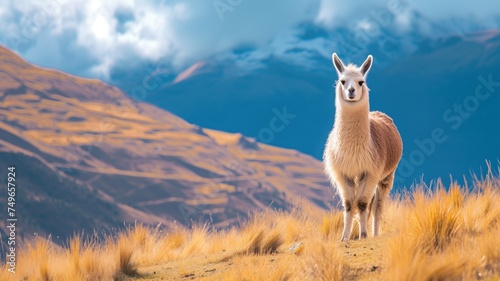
[0,0,498,79]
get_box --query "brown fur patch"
[369,111,403,177]
[343,174,356,187]
[358,200,368,212]
[344,201,352,212]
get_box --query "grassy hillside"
[0,45,335,240]
[1,171,500,280]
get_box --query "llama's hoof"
[359,232,367,239]
[339,237,349,242]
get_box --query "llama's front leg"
[358,175,378,239]
[340,199,354,241]
[339,175,355,241]
[358,198,369,239]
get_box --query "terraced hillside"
[0,46,336,241]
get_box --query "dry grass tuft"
[114,235,138,279]
[246,227,265,255]
[319,212,343,239]
[261,228,284,254]
[407,186,463,252]
[302,239,344,281]
[244,227,284,255]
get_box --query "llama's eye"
[359,81,364,86]
[341,80,345,85]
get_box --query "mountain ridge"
[0,45,335,242]
[140,30,500,187]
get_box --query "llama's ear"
[332,53,345,74]
[361,55,373,76]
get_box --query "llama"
[323,53,403,241]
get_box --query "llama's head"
[332,53,372,104]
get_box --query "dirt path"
[133,236,390,281]
[340,236,389,280]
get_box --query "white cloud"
[316,0,336,27]
[0,0,498,79]
[0,0,318,78]
[50,0,180,77]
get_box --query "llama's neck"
[333,101,371,148]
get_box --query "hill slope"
[0,46,335,241]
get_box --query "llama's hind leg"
[371,188,381,236]
[372,171,395,237]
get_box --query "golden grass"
[1,173,500,280]
[386,172,500,281]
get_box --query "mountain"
[143,57,335,161]
[0,46,335,243]
[139,29,500,187]
[382,29,500,185]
